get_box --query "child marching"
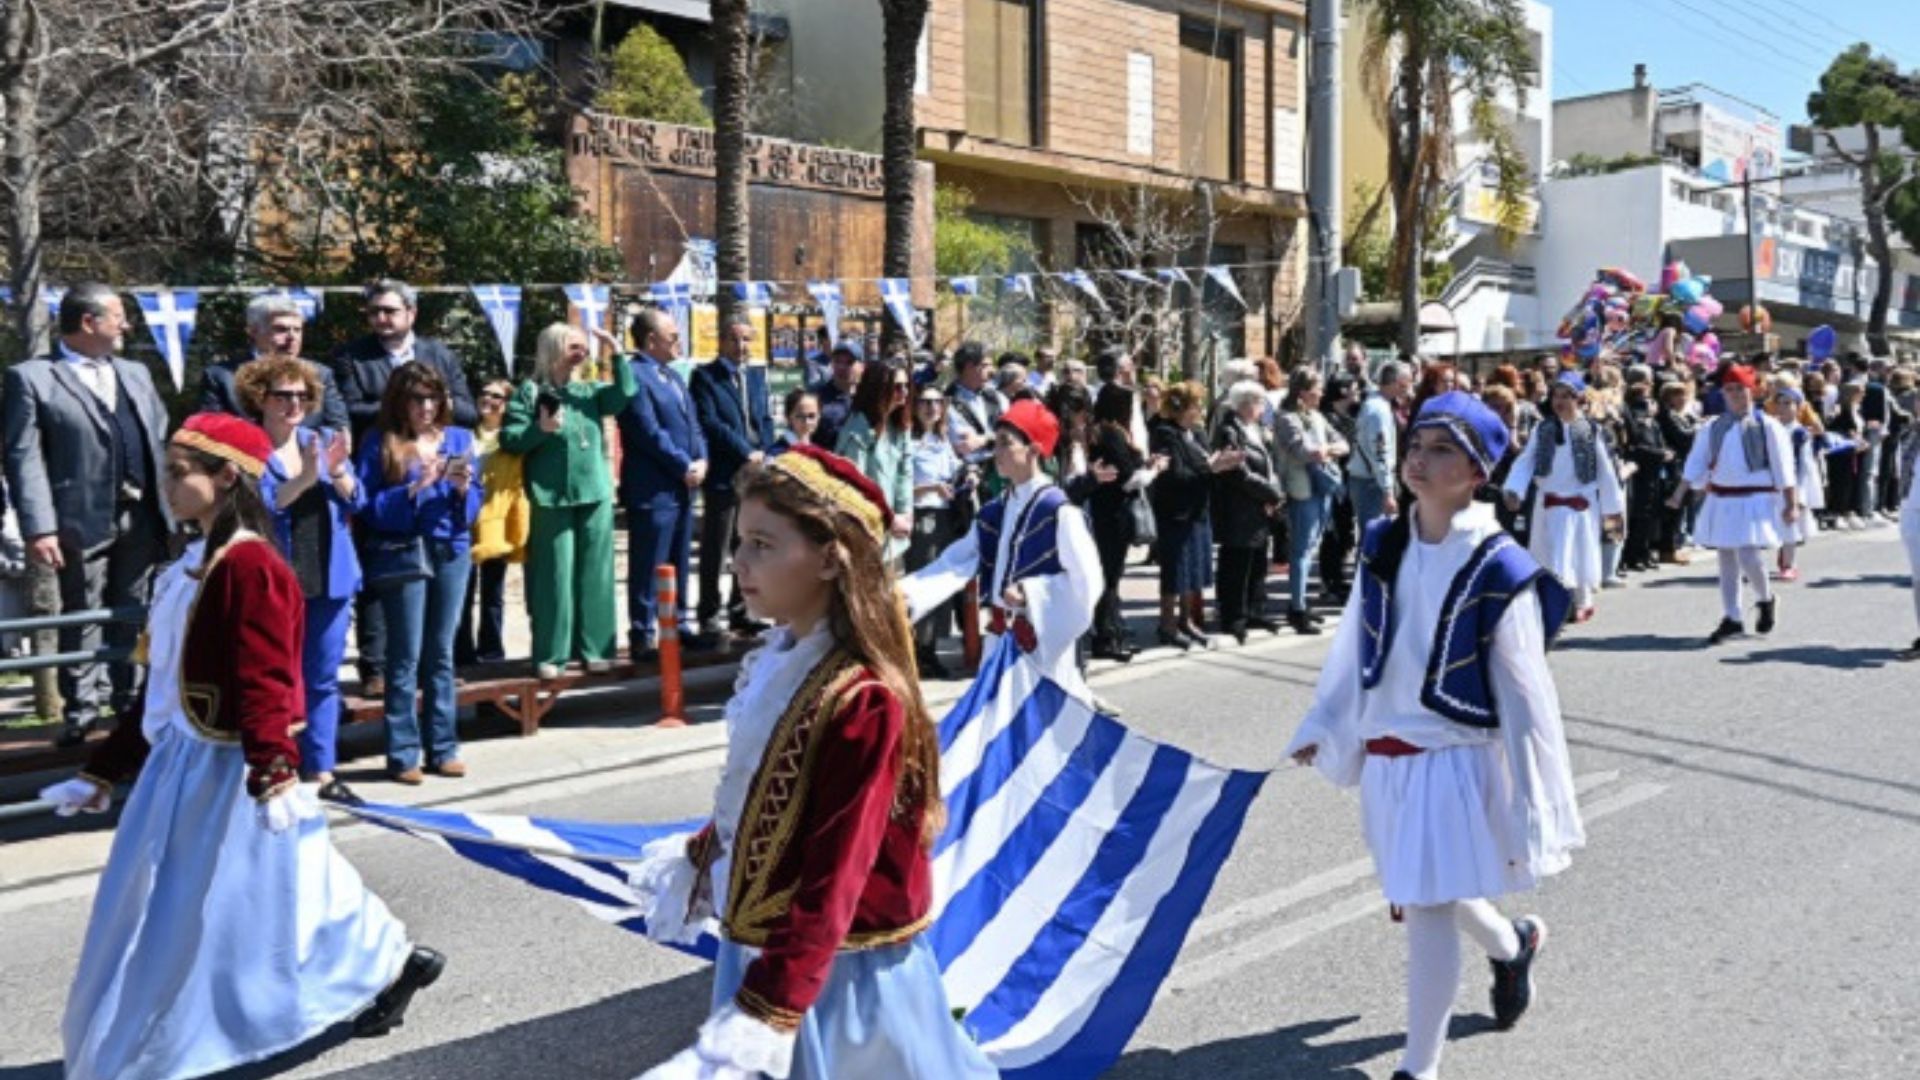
[1502,373,1623,624]
[37,414,442,1080]
[1667,364,1801,644]
[630,445,994,1079]
[1899,421,1920,659]
[1286,392,1585,1080]
[1766,384,1823,583]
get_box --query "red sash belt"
[1542,493,1590,511]
[1707,484,1776,497]
[1364,736,1425,758]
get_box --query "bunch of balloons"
[1555,259,1728,369]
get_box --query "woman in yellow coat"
[500,323,637,678]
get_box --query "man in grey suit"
[198,293,350,431]
[3,283,174,746]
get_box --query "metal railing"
[0,606,145,675]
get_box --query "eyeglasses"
[790,411,820,422]
[365,306,406,317]
[267,390,311,404]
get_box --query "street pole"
[1304,0,1342,373]
[1742,170,1758,337]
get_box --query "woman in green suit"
[500,322,637,678]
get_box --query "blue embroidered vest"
[975,486,1070,595]
[1356,514,1572,728]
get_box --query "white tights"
[1716,547,1771,622]
[1399,900,1521,1080]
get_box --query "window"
[1180,21,1240,181]
[966,0,1036,145]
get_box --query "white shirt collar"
[386,333,417,363]
[57,341,109,366]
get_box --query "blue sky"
[1551,0,1920,132]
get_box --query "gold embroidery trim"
[842,911,932,950]
[733,986,804,1033]
[176,535,276,745]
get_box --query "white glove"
[634,1046,752,1080]
[257,787,319,833]
[39,777,109,816]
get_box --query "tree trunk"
[711,0,753,329]
[879,0,929,354]
[1395,42,1424,358]
[1861,123,1894,355]
[2,0,49,356]
[1185,182,1217,383]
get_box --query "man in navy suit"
[617,308,708,657]
[689,313,773,638]
[329,279,477,696]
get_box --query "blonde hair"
[532,322,585,388]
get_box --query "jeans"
[454,559,509,665]
[379,540,470,772]
[1348,474,1390,531]
[299,594,352,776]
[351,519,387,681]
[1288,495,1331,613]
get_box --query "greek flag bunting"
[133,289,197,391]
[879,277,922,345]
[948,275,980,296]
[344,637,1265,1080]
[649,281,695,346]
[0,285,65,322]
[281,288,324,322]
[806,281,845,345]
[1114,269,1155,286]
[1004,273,1035,299]
[1205,266,1246,308]
[470,285,523,370]
[732,280,776,305]
[563,284,611,338]
[1156,268,1192,288]
[1059,270,1107,310]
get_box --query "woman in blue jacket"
[356,361,482,784]
[241,357,366,804]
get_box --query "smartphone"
[536,388,563,415]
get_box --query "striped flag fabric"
[345,638,1265,1080]
[133,288,198,391]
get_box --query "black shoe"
[317,779,364,807]
[1755,598,1776,635]
[1179,625,1214,650]
[1708,618,1745,645]
[1306,608,1328,625]
[1246,616,1284,635]
[1287,610,1322,636]
[54,720,94,749]
[1901,638,1920,660]
[1490,916,1546,1031]
[1090,644,1136,664]
[630,636,657,662]
[1392,1073,1417,1080]
[1155,628,1192,652]
[354,946,445,1038]
[1229,624,1249,646]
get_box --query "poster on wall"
[771,312,802,363]
[691,303,719,360]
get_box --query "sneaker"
[353,946,446,1037]
[534,662,563,681]
[1755,598,1776,635]
[1776,567,1800,583]
[1708,618,1745,645]
[1900,638,1920,661]
[1489,916,1546,1031]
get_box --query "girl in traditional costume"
[632,444,994,1079]
[1287,392,1585,1080]
[1766,385,1822,583]
[38,414,443,1080]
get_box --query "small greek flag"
[649,281,695,346]
[1058,270,1107,310]
[949,276,981,296]
[1205,266,1246,308]
[1004,273,1035,299]
[806,281,845,346]
[470,285,524,371]
[1115,269,1155,286]
[133,289,198,391]
[0,285,64,323]
[879,277,922,346]
[563,284,611,338]
[345,638,1264,1080]
[732,280,776,305]
[1156,268,1192,288]
[284,288,324,322]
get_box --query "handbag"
[363,535,431,592]
[1127,489,1158,547]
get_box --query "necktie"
[738,367,758,442]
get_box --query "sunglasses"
[365,306,406,317]
[478,391,507,403]
[267,389,310,404]
[408,392,439,404]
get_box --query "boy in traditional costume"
[1287,392,1585,1080]
[38,414,442,1080]
[631,444,994,1079]
[1501,372,1622,623]
[900,398,1102,694]
[1766,385,1822,583]
[1667,363,1800,644]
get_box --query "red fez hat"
[996,399,1060,458]
[1721,364,1759,390]
[767,444,894,542]
[171,412,273,479]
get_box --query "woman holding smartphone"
[356,362,482,785]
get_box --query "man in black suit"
[199,293,349,431]
[329,279,478,694]
[2,284,174,745]
[689,313,773,637]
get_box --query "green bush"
[596,24,712,127]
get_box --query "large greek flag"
[346,640,1265,1079]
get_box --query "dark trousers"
[1319,493,1356,595]
[56,505,164,730]
[696,490,743,627]
[1090,514,1134,648]
[1623,474,1664,567]
[352,519,387,681]
[454,558,509,666]
[628,499,694,644]
[906,505,962,651]
[1216,543,1269,631]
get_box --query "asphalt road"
[1,527,1915,1080]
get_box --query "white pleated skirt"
[1360,742,1536,907]
[1527,493,1605,589]
[1693,491,1785,550]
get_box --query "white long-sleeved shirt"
[1501,424,1625,516]
[1347,393,1397,481]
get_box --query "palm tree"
[711,0,753,324]
[1355,0,1535,354]
[878,0,930,352]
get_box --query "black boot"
[1490,916,1547,1031]
[1755,598,1776,635]
[1287,609,1322,636]
[1708,618,1744,645]
[354,946,445,1038]
[1246,615,1284,634]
